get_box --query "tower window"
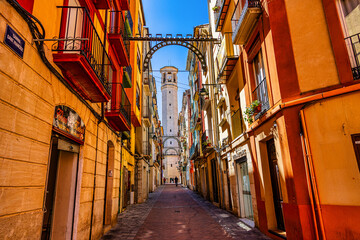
[171,164,173,167]
[169,91,171,94]
[170,129,172,132]
[169,116,171,119]
[169,103,171,106]
[170,141,172,144]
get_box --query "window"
[169,91,171,94]
[162,73,166,83]
[169,103,171,106]
[170,141,172,144]
[169,116,171,119]
[136,84,140,110]
[138,14,142,36]
[171,164,173,167]
[170,129,172,132]
[252,50,269,114]
[137,48,141,73]
[338,0,360,79]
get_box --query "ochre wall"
[0,1,121,239]
[303,92,360,239]
[285,0,340,92]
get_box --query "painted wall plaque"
[53,105,86,144]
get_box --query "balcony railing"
[123,65,132,88]
[105,83,131,131]
[216,32,239,83]
[345,33,360,80]
[214,0,231,32]
[231,109,243,139]
[232,0,261,45]
[201,130,214,154]
[53,6,112,102]
[108,11,130,66]
[252,77,270,120]
[142,141,151,156]
[189,143,197,160]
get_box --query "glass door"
[240,161,253,220]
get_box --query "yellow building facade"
[0,0,146,239]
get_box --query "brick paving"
[102,185,270,240]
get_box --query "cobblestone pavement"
[102,185,271,240]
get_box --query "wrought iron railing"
[231,0,261,39]
[214,0,223,26]
[201,130,214,150]
[189,144,195,158]
[106,83,131,125]
[216,32,239,70]
[54,6,112,95]
[123,65,132,87]
[345,33,360,80]
[109,11,130,58]
[252,77,270,120]
[231,109,243,139]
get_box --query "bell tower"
[161,66,180,183]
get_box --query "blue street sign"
[4,25,25,58]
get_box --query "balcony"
[105,83,131,131]
[143,71,150,93]
[216,32,239,83]
[231,109,243,139]
[214,0,231,32]
[232,0,261,45]
[125,11,133,37]
[217,93,226,108]
[119,0,130,10]
[252,77,270,120]
[189,144,199,160]
[142,104,151,127]
[345,33,360,80]
[201,130,214,154]
[200,88,211,110]
[195,114,202,131]
[53,6,112,102]
[123,65,132,88]
[108,11,130,66]
[142,141,151,156]
[93,0,111,9]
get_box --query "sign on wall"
[53,105,86,144]
[4,25,25,58]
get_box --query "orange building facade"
[205,0,360,239]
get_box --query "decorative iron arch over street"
[125,34,218,73]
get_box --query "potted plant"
[212,6,220,12]
[244,100,262,124]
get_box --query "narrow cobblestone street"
[102,185,270,240]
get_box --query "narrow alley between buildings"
[102,185,269,240]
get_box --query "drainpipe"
[89,116,102,240]
[300,109,326,240]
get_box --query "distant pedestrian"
[175,176,178,187]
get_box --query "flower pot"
[254,104,262,114]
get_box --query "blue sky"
[142,0,209,121]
